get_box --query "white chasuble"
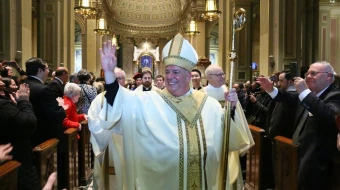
[88,86,253,190]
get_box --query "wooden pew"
[33,138,59,189]
[0,161,21,190]
[274,136,298,190]
[78,120,93,186]
[63,128,79,190]
[245,125,265,190]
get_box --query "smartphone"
[290,62,298,78]
[2,61,16,67]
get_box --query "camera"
[269,75,277,82]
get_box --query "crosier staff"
[219,8,247,190]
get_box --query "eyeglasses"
[209,73,225,77]
[304,71,332,78]
[117,77,125,80]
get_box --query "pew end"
[245,125,266,190]
[79,120,93,186]
[274,136,298,190]
[33,138,59,189]
[0,161,21,190]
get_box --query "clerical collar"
[193,86,202,90]
[29,76,44,84]
[143,86,151,91]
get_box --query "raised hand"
[293,77,308,94]
[100,41,117,72]
[0,143,13,164]
[225,88,238,107]
[56,97,69,110]
[256,77,274,93]
[16,83,30,101]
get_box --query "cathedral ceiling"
[102,0,193,39]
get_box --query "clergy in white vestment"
[88,33,254,190]
[203,65,253,190]
[134,67,159,92]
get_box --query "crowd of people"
[0,32,339,190]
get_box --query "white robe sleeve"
[88,91,123,156]
[228,101,255,154]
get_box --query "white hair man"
[203,65,227,106]
[257,61,340,190]
[88,34,253,189]
[203,64,252,188]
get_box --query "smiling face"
[191,71,201,88]
[305,63,333,94]
[7,79,18,94]
[207,67,225,88]
[165,65,191,96]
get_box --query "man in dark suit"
[48,67,69,98]
[268,71,297,141]
[24,58,67,189]
[258,61,340,190]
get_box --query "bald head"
[205,65,226,88]
[114,67,126,87]
[55,67,69,84]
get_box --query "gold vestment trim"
[157,90,208,190]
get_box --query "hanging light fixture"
[111,34,120,49]
[94,14,109,36]
[74,0,97,18]
[185,18,200,36]
[201,0,221,21]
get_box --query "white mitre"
[162,33,198,71]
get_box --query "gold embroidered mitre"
[162,33,198,71]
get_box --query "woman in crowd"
[1,77,18,96]
[76,69,97,114]
[62,82,87,132]
[191,69,203,90]
[0,76,40,189]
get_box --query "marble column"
[0,0,32,67]
[38,0,62,69]
[318,3,332,62]
[191,21,206,58]
[84,19,98,74]
[60,0,75,71]
[219,0,232,76]
[259,0,271,76]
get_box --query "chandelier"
[74,0,97,18]
[201,0,221,21]
[94,17,109,35]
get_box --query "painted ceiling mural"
[103,0,193,38]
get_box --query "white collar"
[316,85,330,97]
[30,76,44,84]
[55,77,63,84]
